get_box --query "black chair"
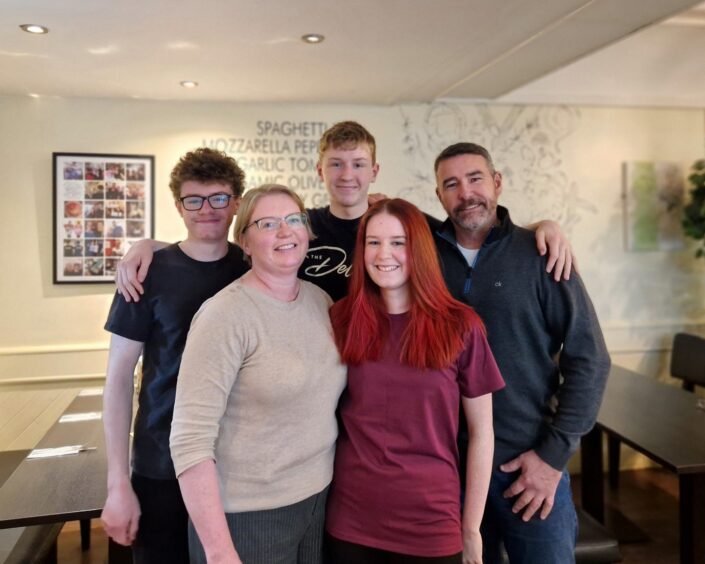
[574,508,622,563]
[608,332,705,488]
[670,332,705,392]
[499,507,622,563]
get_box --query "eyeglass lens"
[181,193,232,210]
[255,213,307,231]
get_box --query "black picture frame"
[53,152,155,284]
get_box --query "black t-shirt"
[104,243,249,479]
[300,206,360,302]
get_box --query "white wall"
[1,95,704,387]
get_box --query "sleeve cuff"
[534,427,580,471]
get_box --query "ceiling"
[1,0,703,107]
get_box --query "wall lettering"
[203,120,329,208]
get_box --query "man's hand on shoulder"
[532,220,578,282]
[500,449,562,521]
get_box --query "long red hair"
[331,198,484,369]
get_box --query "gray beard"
[450,203,497,234]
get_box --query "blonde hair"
[232,184,314,263]
[318,121,377,164]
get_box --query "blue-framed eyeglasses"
[179,193,234,211]
[245,212,309,232]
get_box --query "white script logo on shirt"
[304,246,352,278]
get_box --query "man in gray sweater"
[432,142,610,564]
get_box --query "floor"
[55,468,679,563]
[572,468,679,564]
[57,521,108,564]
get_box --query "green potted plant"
[683,159,705,258]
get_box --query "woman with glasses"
[326,199,505,564]
[170,184,346,564]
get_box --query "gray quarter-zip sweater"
[434,206,610,472]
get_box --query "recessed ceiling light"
[87,45,118,56]
[180,80,198,88]
[168,41,198,50]
[28,93,40,98]
[20,24,49,34]
[301,33,324,44]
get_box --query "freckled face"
[364,212,409,295]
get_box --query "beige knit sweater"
[170,279,347,512]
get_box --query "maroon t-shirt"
[326,312,505,557]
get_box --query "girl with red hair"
[327,199,504,564]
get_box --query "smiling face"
[364,212,409,299]
[435,153,502,246]
[239,193,309,276]
[176,180,238,243]
[317,143,379,219]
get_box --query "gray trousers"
[188,485,329,564]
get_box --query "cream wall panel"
[0,345,108,384]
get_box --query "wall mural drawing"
[398,103,594,231]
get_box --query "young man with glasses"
[101,148,248,563]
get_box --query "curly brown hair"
[169,148,246,201]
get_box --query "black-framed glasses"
[245,212,309,232]
[179,193,234,211]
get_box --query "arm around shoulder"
[526,219,577,282]
[115,239,169,302]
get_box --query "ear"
[370,162,380,183]
[175,199,184,218]
[316,161,324,182]
[232,196,242,214]
[239,232,252,258]
[493,171,503,198]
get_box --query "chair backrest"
[670,332,705,391]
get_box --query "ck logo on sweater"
[494,281,502,287]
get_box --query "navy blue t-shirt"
[104,243,249,479]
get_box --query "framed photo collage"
[53,153,154,283]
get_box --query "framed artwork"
[53,152,155,283]
[622,161,686,252]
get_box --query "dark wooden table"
[0,394,104,528]
[0,392,131,563]
[581,365,705,564]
